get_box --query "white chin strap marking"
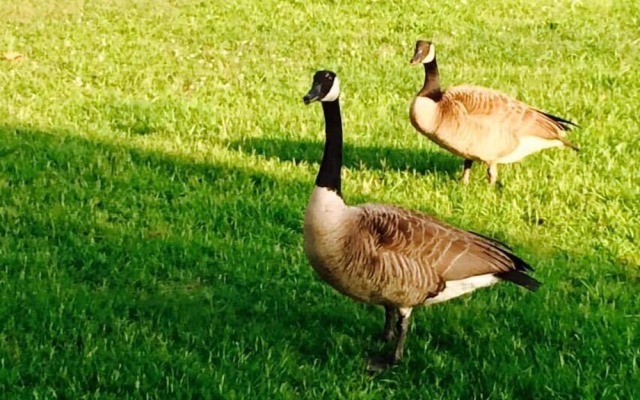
[321,76,341,102]
[423,44,435,63]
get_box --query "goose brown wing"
[446,85,577,146]
[358,204,539,291]
[443,86,527,132]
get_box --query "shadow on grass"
[227,136,462,177]
[0,126,637,398]
[1,125,397,392]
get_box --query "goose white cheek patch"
[321,77,341,102]
[423,44,435,63]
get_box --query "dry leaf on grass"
[3,52,24,61]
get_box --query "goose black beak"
[409,51,423,65]
[303,85,322,105]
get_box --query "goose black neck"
[418,59,442,101]
[316,101,342,196]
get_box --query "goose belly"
[303,233,406,305]
[304,249,440,307]
[496,136,564,164]
[303,245,373,303]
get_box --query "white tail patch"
[321,76,341,102]
[424,274,499,305]
[496,136,564,164]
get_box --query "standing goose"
[302,70,540,371]
[409,40,579,184]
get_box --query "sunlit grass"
[0,0,638,398]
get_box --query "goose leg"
[367,307,413,372]
[461,159,473,184]
[380,305,397,342]
[391,307,413,363]
[487,163,498,185]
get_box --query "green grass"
[1,0,639,398]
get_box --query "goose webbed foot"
[366,354,398,373]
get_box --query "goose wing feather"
[353,204,537,305]
[443,85,574,143]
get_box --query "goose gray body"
[409,41,579,184]
[302,70,539,370]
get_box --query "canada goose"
[302,70,540,371]
[409,40,579,184]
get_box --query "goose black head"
[410,40,436,65]
[303,70,340,105]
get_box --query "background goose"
[302,70,541,371]
[409,40,580,184]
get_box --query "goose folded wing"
[441,86,531,136]
[448,86,574,142]
[359,204,539,291]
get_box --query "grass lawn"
[1,0,639,398]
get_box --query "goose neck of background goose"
[418,58,443,101]
[315,100,343,197]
